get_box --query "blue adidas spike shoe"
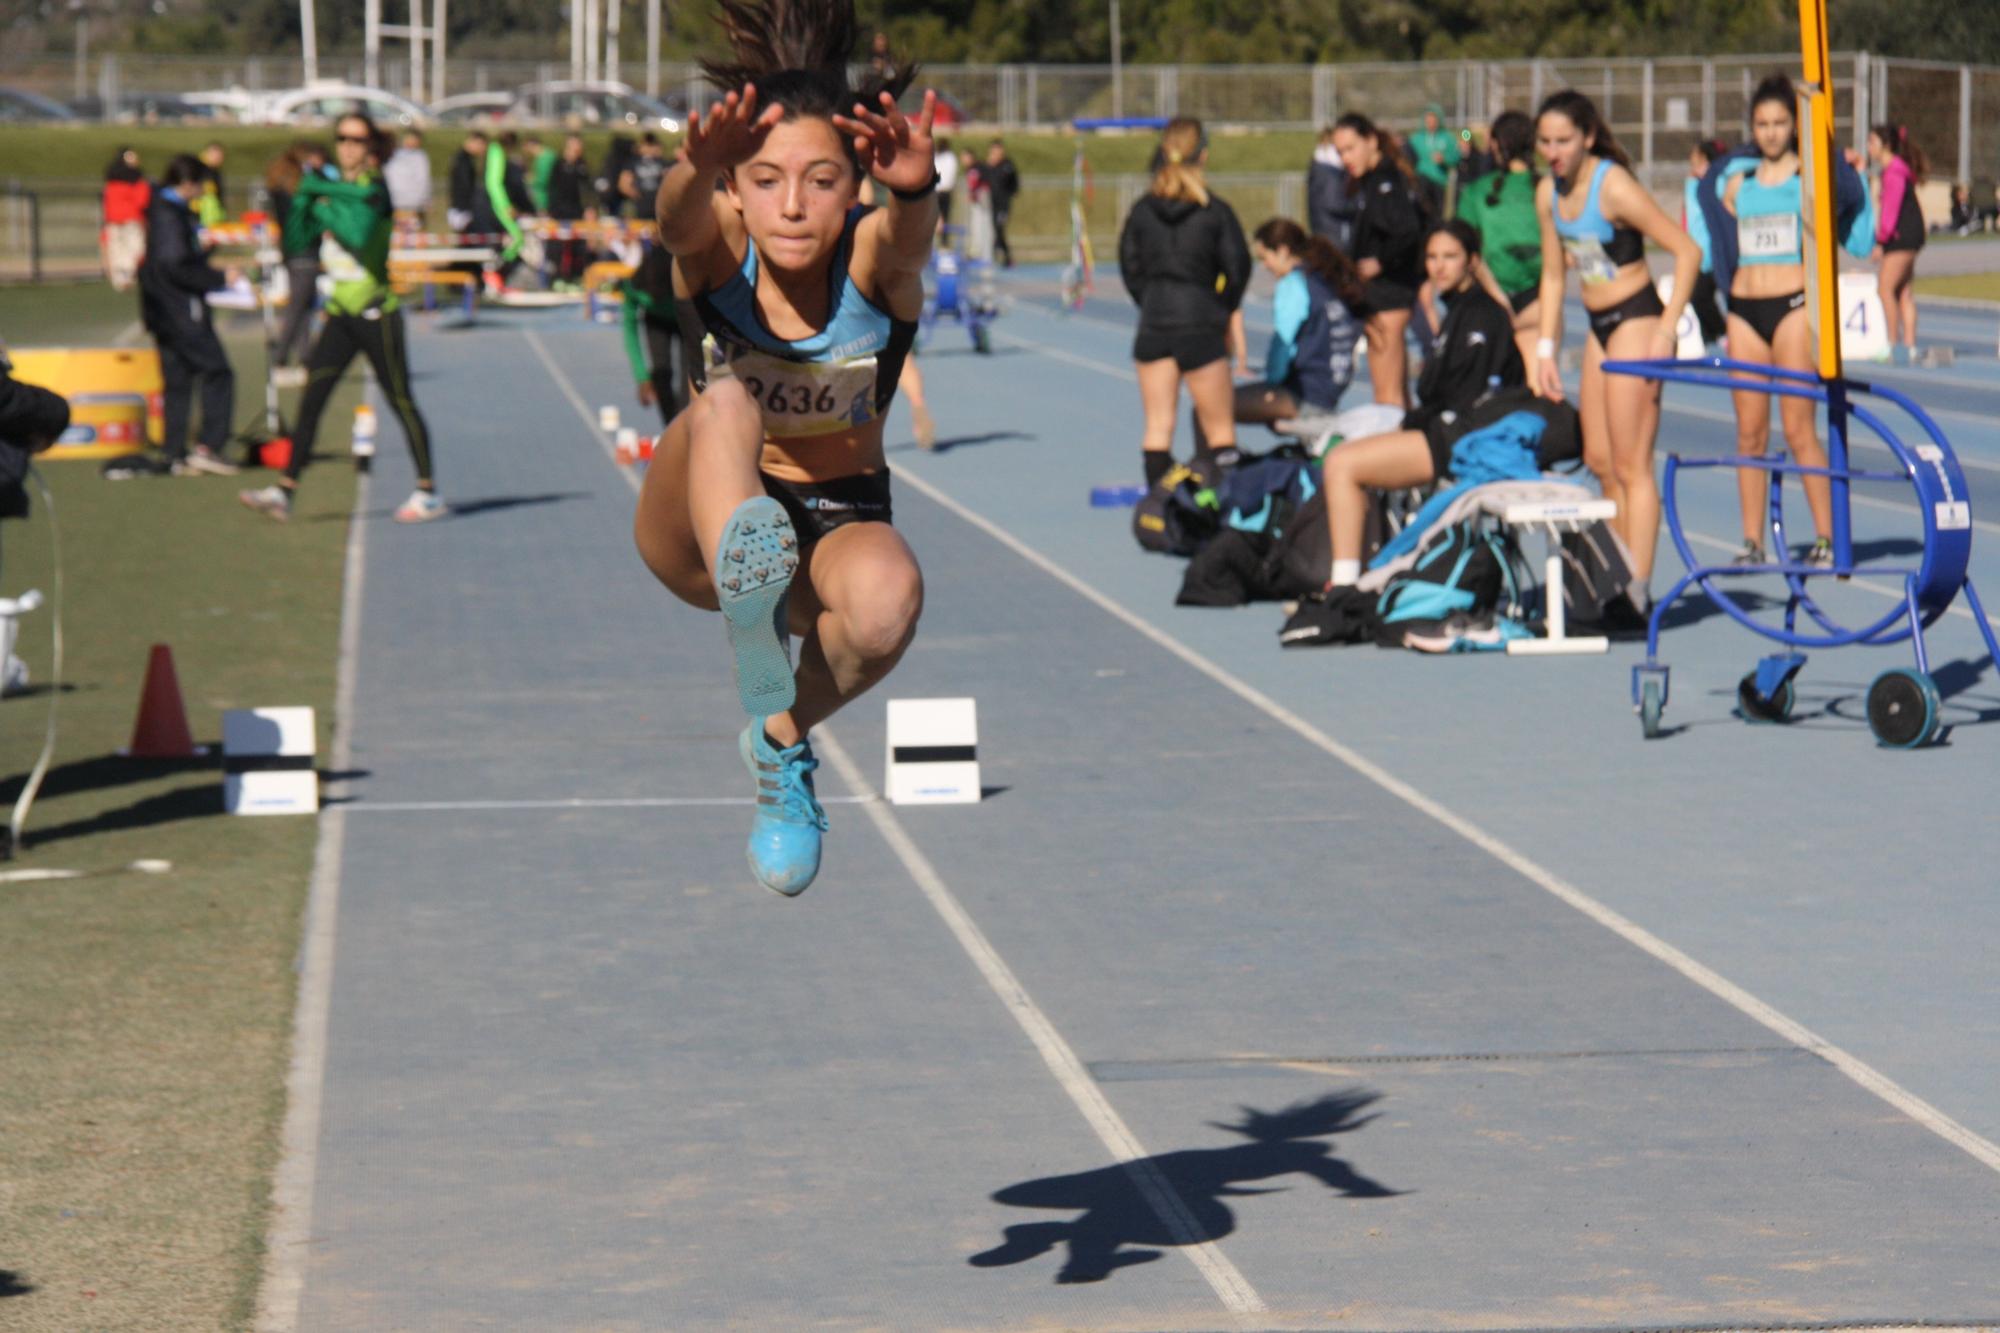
[714,497,800,717]
[740,723,828,897]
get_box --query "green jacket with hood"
[287,169,399,316]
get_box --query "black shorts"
[1586,282,1666,348]
[1362,278,1417,316]
[762,470,893,545]
[1133,327,1228,372]
[1885,198,1926,253]
[1727,290,1806,346]
[1506,286,1540,316]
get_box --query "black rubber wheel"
[1640,679,1664,739]
[1866,668,1940,749]
[1737,673,1796,724]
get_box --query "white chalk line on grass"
[257,441,373,1332]
[962,327,2000,1177]
[528,324,1270,1322]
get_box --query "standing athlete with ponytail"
[1533,90,1701,592]
[633,0,937,898]
[1455,110,1544,377]
[1331,113,1428,410]
[1869,123,1927,364]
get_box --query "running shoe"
[713,496,799,716]
[1730,539,1767,567]
[393,489,449,523]
[182,446,241,476]
[1802,538,1835,570]
[239,484,292,521]
[740,722,827,897]
[1891,344,1912,367]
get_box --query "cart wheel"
[1640,679,1664,739]
[1737,673,1796,724]
[1866,668,1941,749]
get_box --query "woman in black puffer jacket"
[1118,117,1252,487]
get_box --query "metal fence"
[5,48,1997,194]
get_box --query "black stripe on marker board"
[224,754,317,775]
[892,745,977,764]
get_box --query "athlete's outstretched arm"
[657,86,783,258]
[837,89,940,278]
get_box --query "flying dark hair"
[1484,110,1535,209]
[1333,111,1415,184]
[1872,121,1928,182]
[702,0,915,170]
[1536,89,1631,172]
[1424,217,1482,259]
[1749,73,1800,155]
[1252,217,1365,310]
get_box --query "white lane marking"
[531,323,1268,1322]
[812,726,1270,1321]
[911,333,2000,1178]
[257,440,373,1332]
[345,795,870,812]
[523,327,626,467]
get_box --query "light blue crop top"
[1732,169,1804,266]
[1552,159,1645,284]
[692,205,916,438]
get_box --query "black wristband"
[891,171,940,203]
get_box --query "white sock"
[1330,559,1362,587]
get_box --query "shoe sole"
[715,498,798,718]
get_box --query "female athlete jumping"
[633,0,936,897]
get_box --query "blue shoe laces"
[756,739,829,831]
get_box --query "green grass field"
[1915,271,2000,303]
[0,288,361,1330]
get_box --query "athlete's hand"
[637,381,657,408]
[682,85,784,176]
[834,89,938,197]
[1536,354,1565,402]
[1649,325,1678,361]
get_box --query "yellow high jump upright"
[1796,0,1852,561]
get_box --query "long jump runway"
[273,291,2000,1331]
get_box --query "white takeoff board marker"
[223,707,319,816]
[884,697,980,805]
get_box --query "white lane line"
[257,440,373,1332]
[345,795,870,812]
[812,726,1269,1321]
[529,323,1268,1322]
[942,331,2000,1178]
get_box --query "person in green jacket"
[1453,109,1544,374]
[1410,104,1460,216]
[620,244,689,427]
[241,111,443,524]
[525,134,557,215]
[482,131,529,289]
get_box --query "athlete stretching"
[633,0,936,897]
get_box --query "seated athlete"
[1320,220,1525,589]
[633,0,936,897]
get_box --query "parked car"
[66,92,212,124]
[181,88,262,122]
[264,84,430,128]
[505,81,683,132]
[431,91,515,126]
[0,87,77,122]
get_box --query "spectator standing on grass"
[524,133,557,214]
[1118,116,1253,486]
[266,143,332,373]
[620,134,670,217]
[597,134,636,218]
[240,112,442,525]
[139,154,242,477]
[620,244,684,428]
[1307,126,1356,253]
[546,135,596,289]
[933,136,959,232]
[100,147,150,292]
[195,141,228,226]
[984,139,1019,267]
[384,130,432,230]
[447,129,486,233]
[1410,105,1459,218]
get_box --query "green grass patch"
[1913,271,2000,303]
[0,283,359,1330]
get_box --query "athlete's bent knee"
[841,569,924,665]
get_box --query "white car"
[431,91,515,126]
[264,84,431,128]
[506,81,682,132]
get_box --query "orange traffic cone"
[128,643,197,758]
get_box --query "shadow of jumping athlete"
[970,1090,1403,1284]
